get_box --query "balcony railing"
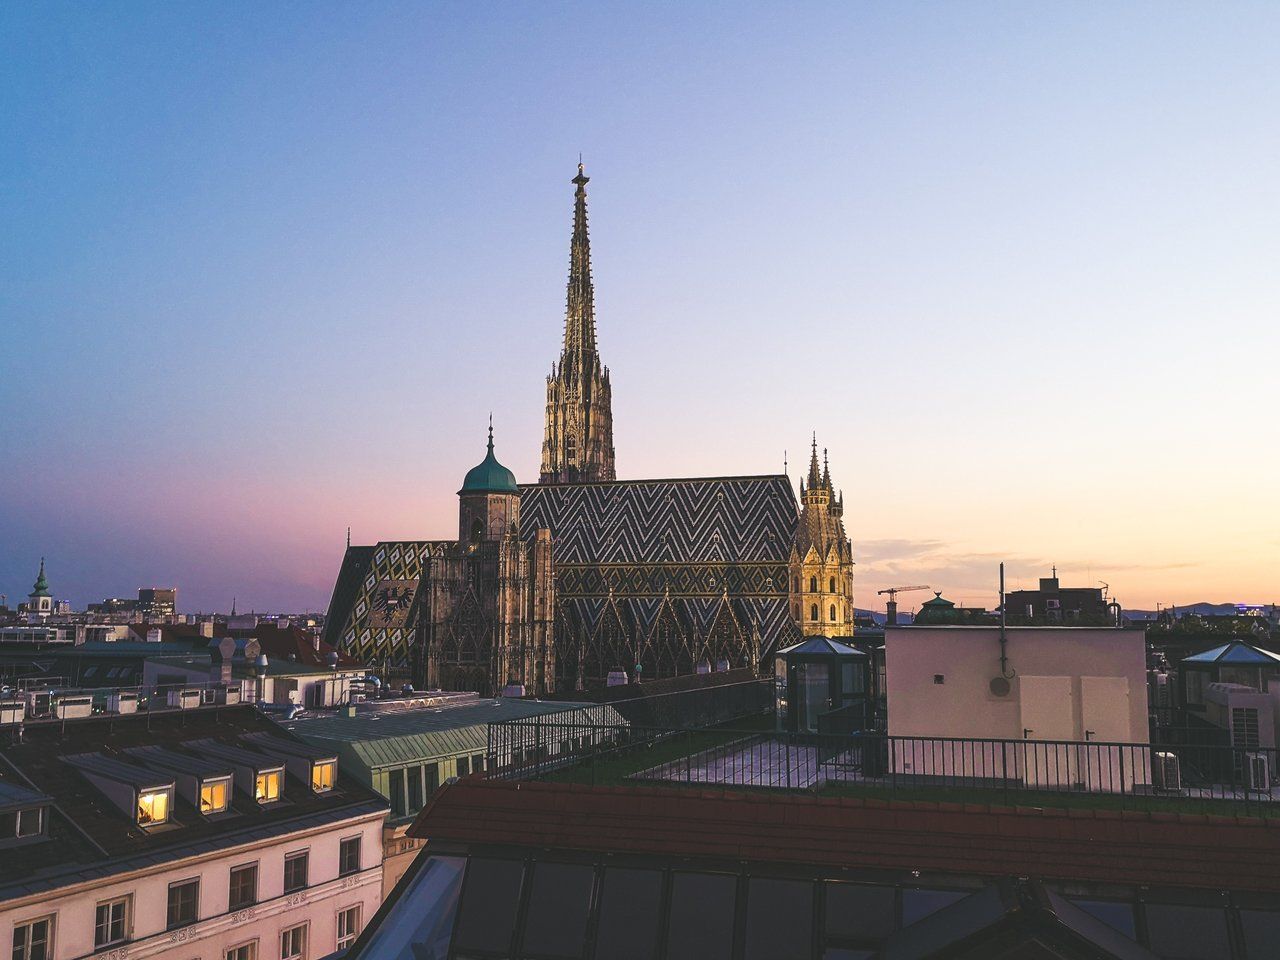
[488,716,1280,817]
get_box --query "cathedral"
[324,164,855,695]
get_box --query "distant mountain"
[856,608,913,626]
[1124,602,1266,620]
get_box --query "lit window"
[254,770,282,803]
[280,924,307,960]
[137,788,171,825]
[336,906,361,950]
[94,897,129,949]
[11,917,53,960]
[311,761,335,793]
[200,778,231,815]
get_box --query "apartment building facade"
[0,705,387,960]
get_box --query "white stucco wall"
[884,627,1150,790]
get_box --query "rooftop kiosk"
[775,636,869,734]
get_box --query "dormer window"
[255,770,282,804]
[137,787,172,826]
[0,805,46,845]
[199,777,231,815]
[311,760,336,793]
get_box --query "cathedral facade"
[324,165,855,695]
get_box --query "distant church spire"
[541,161,617,484]
[565,162,596,360]
[807,433,821,488]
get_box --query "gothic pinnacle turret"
[540,162,617,484]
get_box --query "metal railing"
[488,717,1280,817]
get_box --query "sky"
[1,2,1277,615]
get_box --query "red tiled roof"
[409,779,1280,892]
[237,623,362,669]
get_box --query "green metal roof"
[29,559,49,598]
[459,425,519,493]
[285,698,601,770]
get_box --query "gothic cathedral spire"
[540,162,617,484]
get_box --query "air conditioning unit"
[166,688,203,710]
[1246,752,1270,791]
[1152,751,1181,791]
[0,699,24,726]
[53,695,94,720]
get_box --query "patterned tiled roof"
[518,475,796,565]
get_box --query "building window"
[388,768,406,817]
[472,754,485,773]
[336,906,361,950]
[226,940,257,960]
[279,924,307,960]
[407,766,424,811]
[311,761,336,793]
[167,879,199,929]
[809,576,817,593]
[255,770,282,804]
[810,604,818,622]
[229,863,258,911]
[284,851,309,894]
[830,605,836,622]
[94,896,129,949]
[339,836,362,876]
[137,787,172,825]
[829,576,836,593]
[0,805,45,842]
[457,756,471,777]
[12,917,53,960]
[425,762,440,794]
[200,777,231,815]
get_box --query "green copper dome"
[30,558,49,598]
[460,423,519,494]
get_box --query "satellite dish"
[989,676,1011,697]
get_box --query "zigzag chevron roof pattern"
[518,475,797,565]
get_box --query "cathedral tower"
[790,437,856,637]
[540,162,616,484]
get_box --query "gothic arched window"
[470,518,484,543]
[565,434,577,461]
[809,576,817,593]
[829,576,836,593]
[810,604,818,622]
[829,604,836,622]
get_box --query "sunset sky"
[2,3,1277,614]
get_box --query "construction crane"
[877,585,931,626]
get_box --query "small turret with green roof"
[29,558,50,598]
[459,418,519,494]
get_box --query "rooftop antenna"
[346,527,351,549]
[783,449,788,475]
